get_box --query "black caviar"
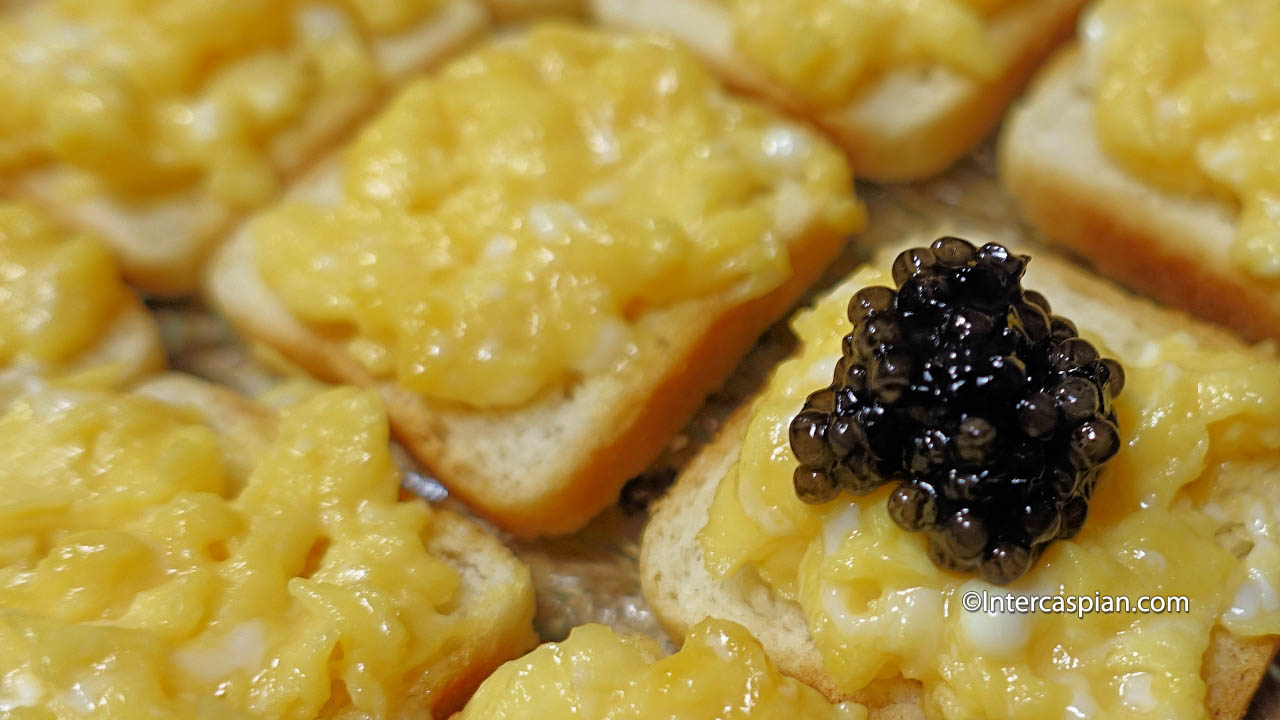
[789,237,1124,584]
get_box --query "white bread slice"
[640,243,1280,720]
[132,372,538,718]
[12,0,487,296]
[998,45,1280,344]
[590,0,1084,182]
[206,155,851,537]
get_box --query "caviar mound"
[789,237,1125,584]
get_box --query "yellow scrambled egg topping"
[0,202,126,373]
[0,387,468,719]
[1087,0,1280,278]
[718,0,1021,109]
[457,618,867,719]
[0,0,445,205]
[254,24,864,408]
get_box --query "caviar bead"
[790,411,833,467]
[826,416,865,458]
[1051,338,1100,371]
[787,237,1125,584]
[848,286,896,323]
[1022,490,1061,542]
[931,236,977,266]
[908,428,949,473]
[794,467,839,504]
[1016,392,1058,439]
[928,539,969,572]
[891,248,939,286]
[1069,419,1121,468]
[1054,376,1101,422]
[954,416,997,465]
[1014,301,1051,342]
[1049,316,1078,342]
[869,351,913,403]
[834,460,879,495]
[888,480,939,531]
[944,508,988,560]
[853,312,903,356]
[976,242,1028,278]
[1100,358,1126,395]
[981,543,1032,585]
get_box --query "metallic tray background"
[155,142,1280,717]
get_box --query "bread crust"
[999,46,1280,343]
[134,373,538,719]
[206,147,852,537]
[590,0,1085,182]
[640,243,1279,720]
[10,0,488,296]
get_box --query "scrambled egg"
[1086,0,1280,277]
[0,202,127,377]
[0,0,446,206]
[457,618,867,719]
[718,0,1022,109]
[0,387,470,719]
[254,24,864,408]
[701,265,1280,719]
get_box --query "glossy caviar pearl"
[787,237,1125,584]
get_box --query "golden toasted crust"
[590,0,1084,182]
[998,45,1280,343]
[133,373,538,719]
[11,0,488,296]
[640,241,1279,719]
[205,144,852,537]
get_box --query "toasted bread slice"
[11,0,487,296]
[640,243,1280,720]
[132,372,538,718]
[207,154,849,537]
[590,0,1084,182]
[998,45,1280,344]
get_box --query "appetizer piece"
[456,619,865,719]
[0,0,487,294]
[1002,0,1280,341]
[643,236,1280,719]
[0,201,162,404]
[592,0,1086,181]
[0,374,535,718]
[208,23,865,536]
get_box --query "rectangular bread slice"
[640,242,1280,720]
[132,373,538,718]
[11,0,487,296]
[590,0,1084,182]
[205,155,851,537]
[998,45,1280,343]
